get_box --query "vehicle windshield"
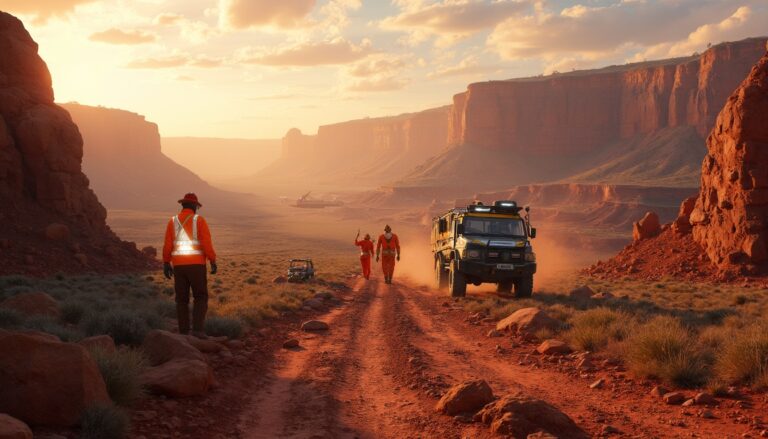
[463,217,526,237]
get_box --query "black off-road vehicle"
[431,201,537,298]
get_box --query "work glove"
[163,263,174,279]
[210,262,218,275]
[397,255,400,262]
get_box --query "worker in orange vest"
[354,230,374,280]
[376,225,400,284]
[162,193,217,339]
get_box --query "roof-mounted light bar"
[467,200,523,214]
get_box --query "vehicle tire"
[514,274,533,298]
[434,256,448,290]
[496,280,513,295]
[449,260,467,298]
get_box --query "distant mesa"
[0,12,153,275]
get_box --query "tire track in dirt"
[399,283,748,439]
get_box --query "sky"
[0,0,765,139]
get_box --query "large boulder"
[435,380,494,416]
[141,330,206,366]
[672,196,697,234]
[632,212,661,241]
[475,393,588,438]
[568,286,594,300]
[536,339,571,355]
[0,414,32,439]
[496,308,559,336]
[141,359,212,398]
[0,331,109,427]
[78,335,116,353]
[0,292,60,318]
[691,51,768,272]
[44,223,70,241]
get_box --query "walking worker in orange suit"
[376,225,400,285]
[162,193,217,339]
[354,230,375,280]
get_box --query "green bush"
[83,310,149,346]
[205,316,243,339]
[624,316,710,387]
[0,308,23,329]
[80,404,130,439]
[61,300,88,325]
[89,347,147,406]
[567,308,632,352]
[716,325,768,387]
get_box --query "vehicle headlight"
[467,249,481,259]
[525,252,536,262]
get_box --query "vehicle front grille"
[485,249,523,262]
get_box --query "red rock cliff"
[449,38,767,155]
[0,13,152,275]
[691,48,768,272]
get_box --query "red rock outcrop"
[690,49,768,272]
[632,211,661,241]
[449,38,766,153]
[0,12,153,275]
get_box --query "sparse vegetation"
[566,308,633,352]
[89,347,147,406]
[205,316,243,339]
[80,404,130,439]
[716,324,768,387]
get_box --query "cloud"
[241,38,372,66]
[381,0,529,45]
[633,5,768,61]
[488,0,758,60]
[154,13,184,26]
[347,56,406,77]
[218,0,316,29]
[347,76,408,92]
[126,55,224,69]
[428,56,500,78]
[344,54,409,92]
[319,0,362,36]
[89,28,156,45]
[0,0,98,23]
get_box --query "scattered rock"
[568,286,594,300]
[576,357,594,371]
[0,292,60,318]
[141,359,213,398]
[301,320,329,331]
[0,414,32,439]
[672,196,697,234]
[591,291,614,300]
[435,379,494,416]
[141,246,158,259]
[0,330,109,426]
[73,253,88,266]
[536,339,571,355]
[302,298,324,310]
[650,385,668,398]
[496,308,559,336]
[632,212,661,241]
[589,379,605,389]
[700,409,715,419]
[475,393,588,438]
[283,339,300,349]
[78,335,116,354]
[44,223,70,241]
[663,391,686,405]
[693,392,717,406]
[141,330,206,366]
[486,329,503,338]
[600,425,620,436]
[682,399,695,407]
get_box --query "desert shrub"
[567,308,634,352]
[715,325,768,387]
[0,308,23,329]
[734,294,749,305]
[624,316,710,387]
[89,347,147,406]
[0,275,32,288]
[80,404,130,439]
[154,301,177,318]
[22,316,83,342]
[61,300,88,325]
[205,316,243,339]
[83,310,149,346]
[162,287,174,297]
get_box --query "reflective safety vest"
[171,214,204,257]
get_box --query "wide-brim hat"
[178,193,202,207]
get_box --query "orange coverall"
[376,234,400,281]
[355,239,375,279]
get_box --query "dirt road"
[232,275,751,439]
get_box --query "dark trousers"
[174,264,208,333]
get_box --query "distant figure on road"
[354,230,375,280]
[162,193,217,339]
[376,225,400,285]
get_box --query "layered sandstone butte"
[448,38,767,153]
[0,12,154,275]
[252,106,450,190]
[61,103,251,213]
[690,49,768,272]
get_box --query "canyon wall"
[252,106,450,190]
[0,12,151,274]
[448,38,767,155]
[62,103,252,213]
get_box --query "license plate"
[496,264,515,270]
